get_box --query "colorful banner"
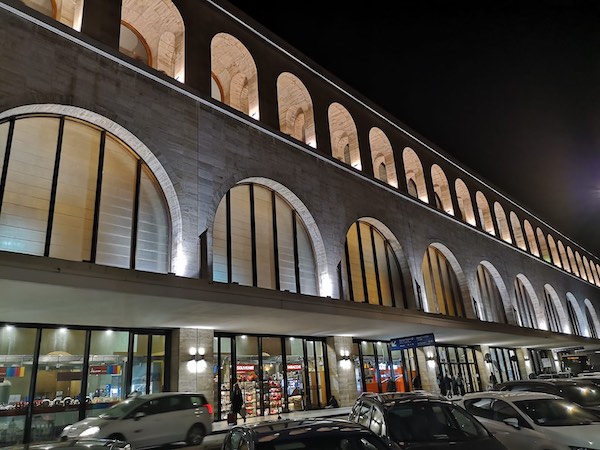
[0,367,25,377]
[90,365,122,375]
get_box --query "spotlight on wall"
[339,350,352,369]
[426,354,435,367]
[187,347,207,373]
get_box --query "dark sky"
[226,0,600,257]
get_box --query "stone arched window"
[422,245,467,318]
[509,212,527,251]
[341,220,408,307]
[455,179,475,225]
[514,276,538,329]
[543,285,562,333]
[575,251,587,281]
[369,128,398,187]
[277,72,316,148]
[536,228,551,263]
[584,300,600,339]
[493,202,511,243]
[211,33,259,119]
[475,191,494,235]
[547,234,562,268]
[402,148,428,202]
[431,165,453,215]
[328,103,361,170]
[0,113,171,273]
[22,0,84,30]
[523,220,539,257]
[476,263,508,323]
[567,246,579,276]
[213,182,318,295]
[121,0,185,80]
[566,293,582,336]
[558,241,571,272]
[583,256,594,283]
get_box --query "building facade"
[1,0,599,444]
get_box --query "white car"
[60,392,213,449]
[459,390,600,450]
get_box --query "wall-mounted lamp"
[426,354,435,367]
[339,350,352,369]
[187,347,207,373]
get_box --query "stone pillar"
[325,336,357,407]
[516,347,530,379]
[418,347,438,393]
[176,328,214,400]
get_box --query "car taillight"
[204,402,213,414]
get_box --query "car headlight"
[62,425,72,433]
[79,426,100,437]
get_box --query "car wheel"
[186,423,206,445]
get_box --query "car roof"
[356,391,453,408]
[230,418,372,439]
[127,391,206,400]
[497,379,585,387]
[463,390,563,402]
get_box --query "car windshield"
[560,384,600,407]
[98,396,148,419]
[386,402,490,443]
[514,398,597,426]
[256,434,388,450]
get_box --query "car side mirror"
[502,417,519,429]
[134,411,146,421]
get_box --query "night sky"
[226,0,600,257]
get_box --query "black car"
[348,391,507,449]
[221,418,400,450]
[494,378,600,418]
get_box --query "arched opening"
[509,212,527,251]
[402,148,428,202]
[455,179,475,225]
[369,128,398,187]
[493,202,511,243]
[475,191,494,235]
[277,72,316,148]
[328,103,361,170]
[475,262,508,323]
[431,165,453,215]
[523,220,539,257]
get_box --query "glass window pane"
[0,326,37,446]
[285,337,305,411]
[296,217,317,296]
[86,330,128,417]
[374,233,391,306]
[236,336,259,418]
[216,337,233,420]
[0,117,59,255]
[360,223,379,304]
[254,186,275,289]
[347,224,364,302]
[135,167,169,273]
[132,334,149,395]
[0,121,8,178]
[33,328,86,443]
[50,119,100,262]
[96,136,136,268]
[150,335,165,394]
[230,185,252,286]
[261,337,283,416]
[276,196,296,292]
[213,195,228,283]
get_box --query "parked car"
[60,392,213,449]
[494,378,600,418]
[221,418,401,450]
[460,390,600,450]
[348,391,507,449]
[5,438,131,449]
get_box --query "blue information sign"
[391,333,435,351]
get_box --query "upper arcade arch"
[509,212,527,251]
[455,179,476,225]
[369,128,398,188]
[431,165,453,215]
[211,33,259,119]
[475,191,494,235]
[276,72,316,148]
[403,148,428,202]
[523,220,539,257]
[121,0,185,81]
[493,202,511,243]
[21,0,84,30]
[328,103,361,170]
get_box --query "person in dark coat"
[231,382,245,422]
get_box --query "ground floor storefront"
[0,323,564,446]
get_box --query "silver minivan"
[60,392,213,449]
